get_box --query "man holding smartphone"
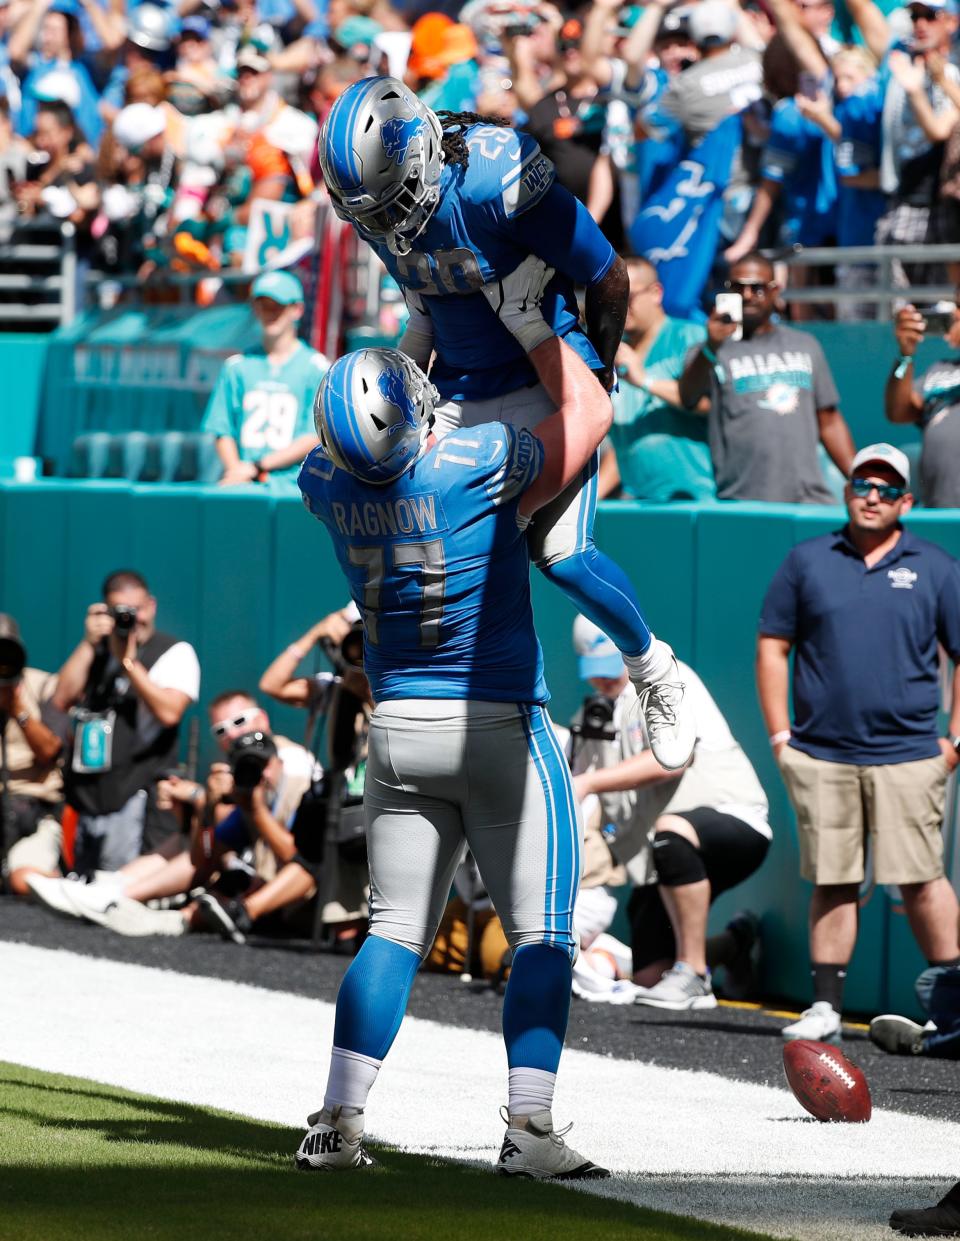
[885,296,960,507]
[678,252,855,502]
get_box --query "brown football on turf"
[782,1040,872,1123]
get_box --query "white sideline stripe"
[1,942,957,1241]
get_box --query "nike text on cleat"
[632,657,696,770]
[633,962,717,1011]
[295,1107,374,1171]
[495,1108,609,1180]
[781,1000,842,1044]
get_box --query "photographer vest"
[65,630,182,817]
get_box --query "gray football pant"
[365,700,582,961]
[434,384,597,568]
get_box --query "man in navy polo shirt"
[756,442,960,1044]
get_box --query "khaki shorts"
[778,746,949,885]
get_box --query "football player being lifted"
[317,77,694,770]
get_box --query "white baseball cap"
[688,0,738,47]
[572,615,624,681]
[850,442,910,487]
[113,103,166,152]
[33,70,81,110]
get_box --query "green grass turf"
[0,1061,780,1241]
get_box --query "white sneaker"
[65,877,125,918]
[781,1000,842,1044]
[496,1109,608,1180]
[634,962,717,1011]
[84,896,187,937]
[25,874,85,918]
[295,1107,374,1171]
[572,976,642,1005]
[632,651,696,771]
[869,1014,927,1056]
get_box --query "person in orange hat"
[405,11,454,89]
[419,22,481,112]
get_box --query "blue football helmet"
[314,348,439,485]
[318,76,444,256]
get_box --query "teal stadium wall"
[29,315,957,479]
[6,317,960,1014]
[2,478,958,1018]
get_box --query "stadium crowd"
[1,0,959,293]
[5,0,960,504]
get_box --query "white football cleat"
[781,1001,842,1045]
[295,1107,374,1171]
[495,1109,609,1180]
[631,649,696,771]
[25,874,86,918]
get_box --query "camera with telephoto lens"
[570,694,618,743]
[110,604,138,634]
[228,730,278,792]
[320,620,364,677]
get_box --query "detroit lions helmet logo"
[381,115,423,165]
[377,368,418,434]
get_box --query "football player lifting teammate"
[316,76,694,771]
[294,258,610,1178]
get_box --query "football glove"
[481,255,556,354]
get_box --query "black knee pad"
[652,831,707,887]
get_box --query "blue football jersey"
[298,422,549,703]
[370,124,615,402]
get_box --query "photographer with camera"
[567,615,770,1010]
[0,614,65,895]
[33,688,317,938]
[50,569,199,876]
[254,605,371,945]
[258,601,366,712]
[885,294,960,507]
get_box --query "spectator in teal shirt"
[202,270,328,489]
[600,257,714,502]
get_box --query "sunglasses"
[850,477,907,502]
[909,7,942,18]
[724,279,774,294]
[211,708,260,738]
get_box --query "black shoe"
[196,892,252,944]
[720,910,760,1002]
[870,1015,927,1056]
[890,1182,960,1236]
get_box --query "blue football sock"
[333,933,421,1061]
[502,943,572,1073]
[542,547,652,658]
